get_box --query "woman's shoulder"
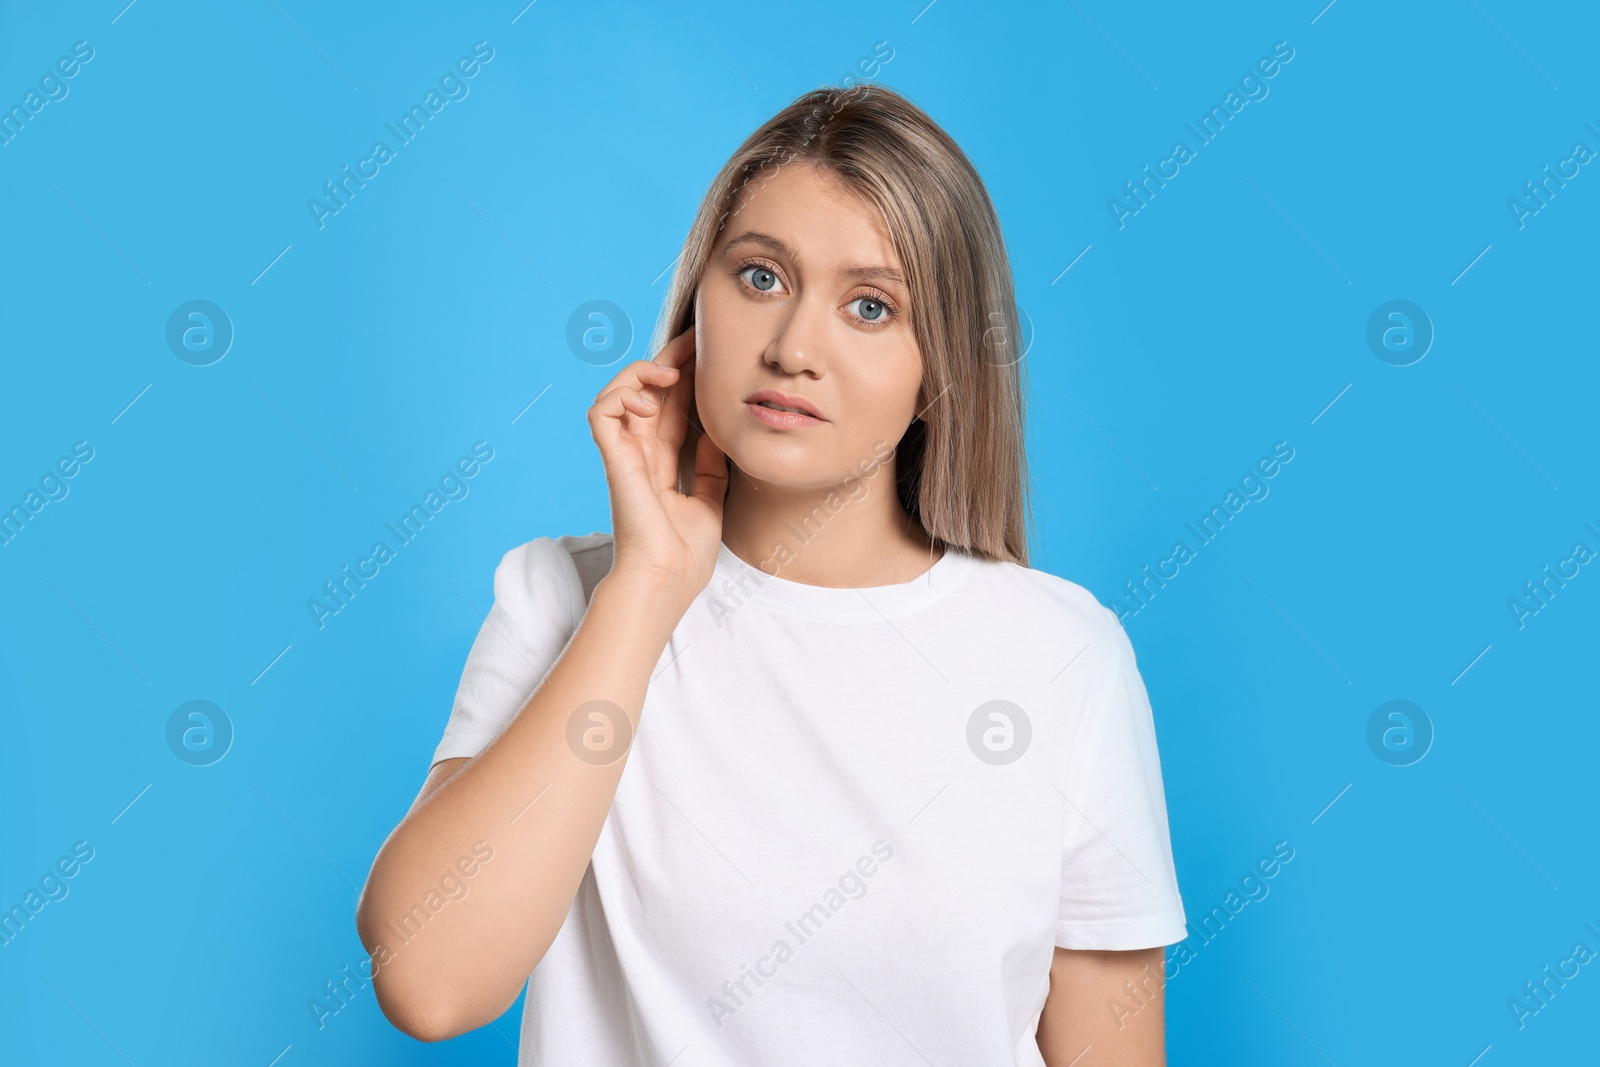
[491,531,615,618]
[966,552,1128,647]
[555,532,615,605]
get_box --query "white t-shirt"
[431,532,1186,1066]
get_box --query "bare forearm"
[1038,947,1166,1066]
[356,570,682,1039]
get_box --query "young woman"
[357,83,1186,1065]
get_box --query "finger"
[624,385,664,420]
[688,429,730,514]
[652,323,697,370]
[594,384,661,425]
[593,359,679,405]
[623,335,694,443]
[640,362,682,386]
[588,389,656,475]
[653,363,693,444]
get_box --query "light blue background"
[2,1,1596,1063]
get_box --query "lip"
[745,389,826,425]
[746,401,826,429]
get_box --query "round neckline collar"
[711,538,974,618]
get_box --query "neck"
[718,463,940,588]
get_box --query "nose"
[763,295,830,377]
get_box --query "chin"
[717,434,835,485]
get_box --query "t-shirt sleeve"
[1055,608,1187,950]
[428,537,587,770]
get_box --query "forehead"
[718,162,900,270]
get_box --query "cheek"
[695,290,761,391]
[861,346,923,413]
[704,288,764,351]
[693,293,739,378]
[827,356,920,450]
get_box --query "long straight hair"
[653,83,1032,565]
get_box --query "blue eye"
[743,265,780,292]
[853,297,887,322]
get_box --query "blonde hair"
[654,82,1031,565]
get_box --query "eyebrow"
[722,230,907,287]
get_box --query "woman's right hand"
[586,323,729,611]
